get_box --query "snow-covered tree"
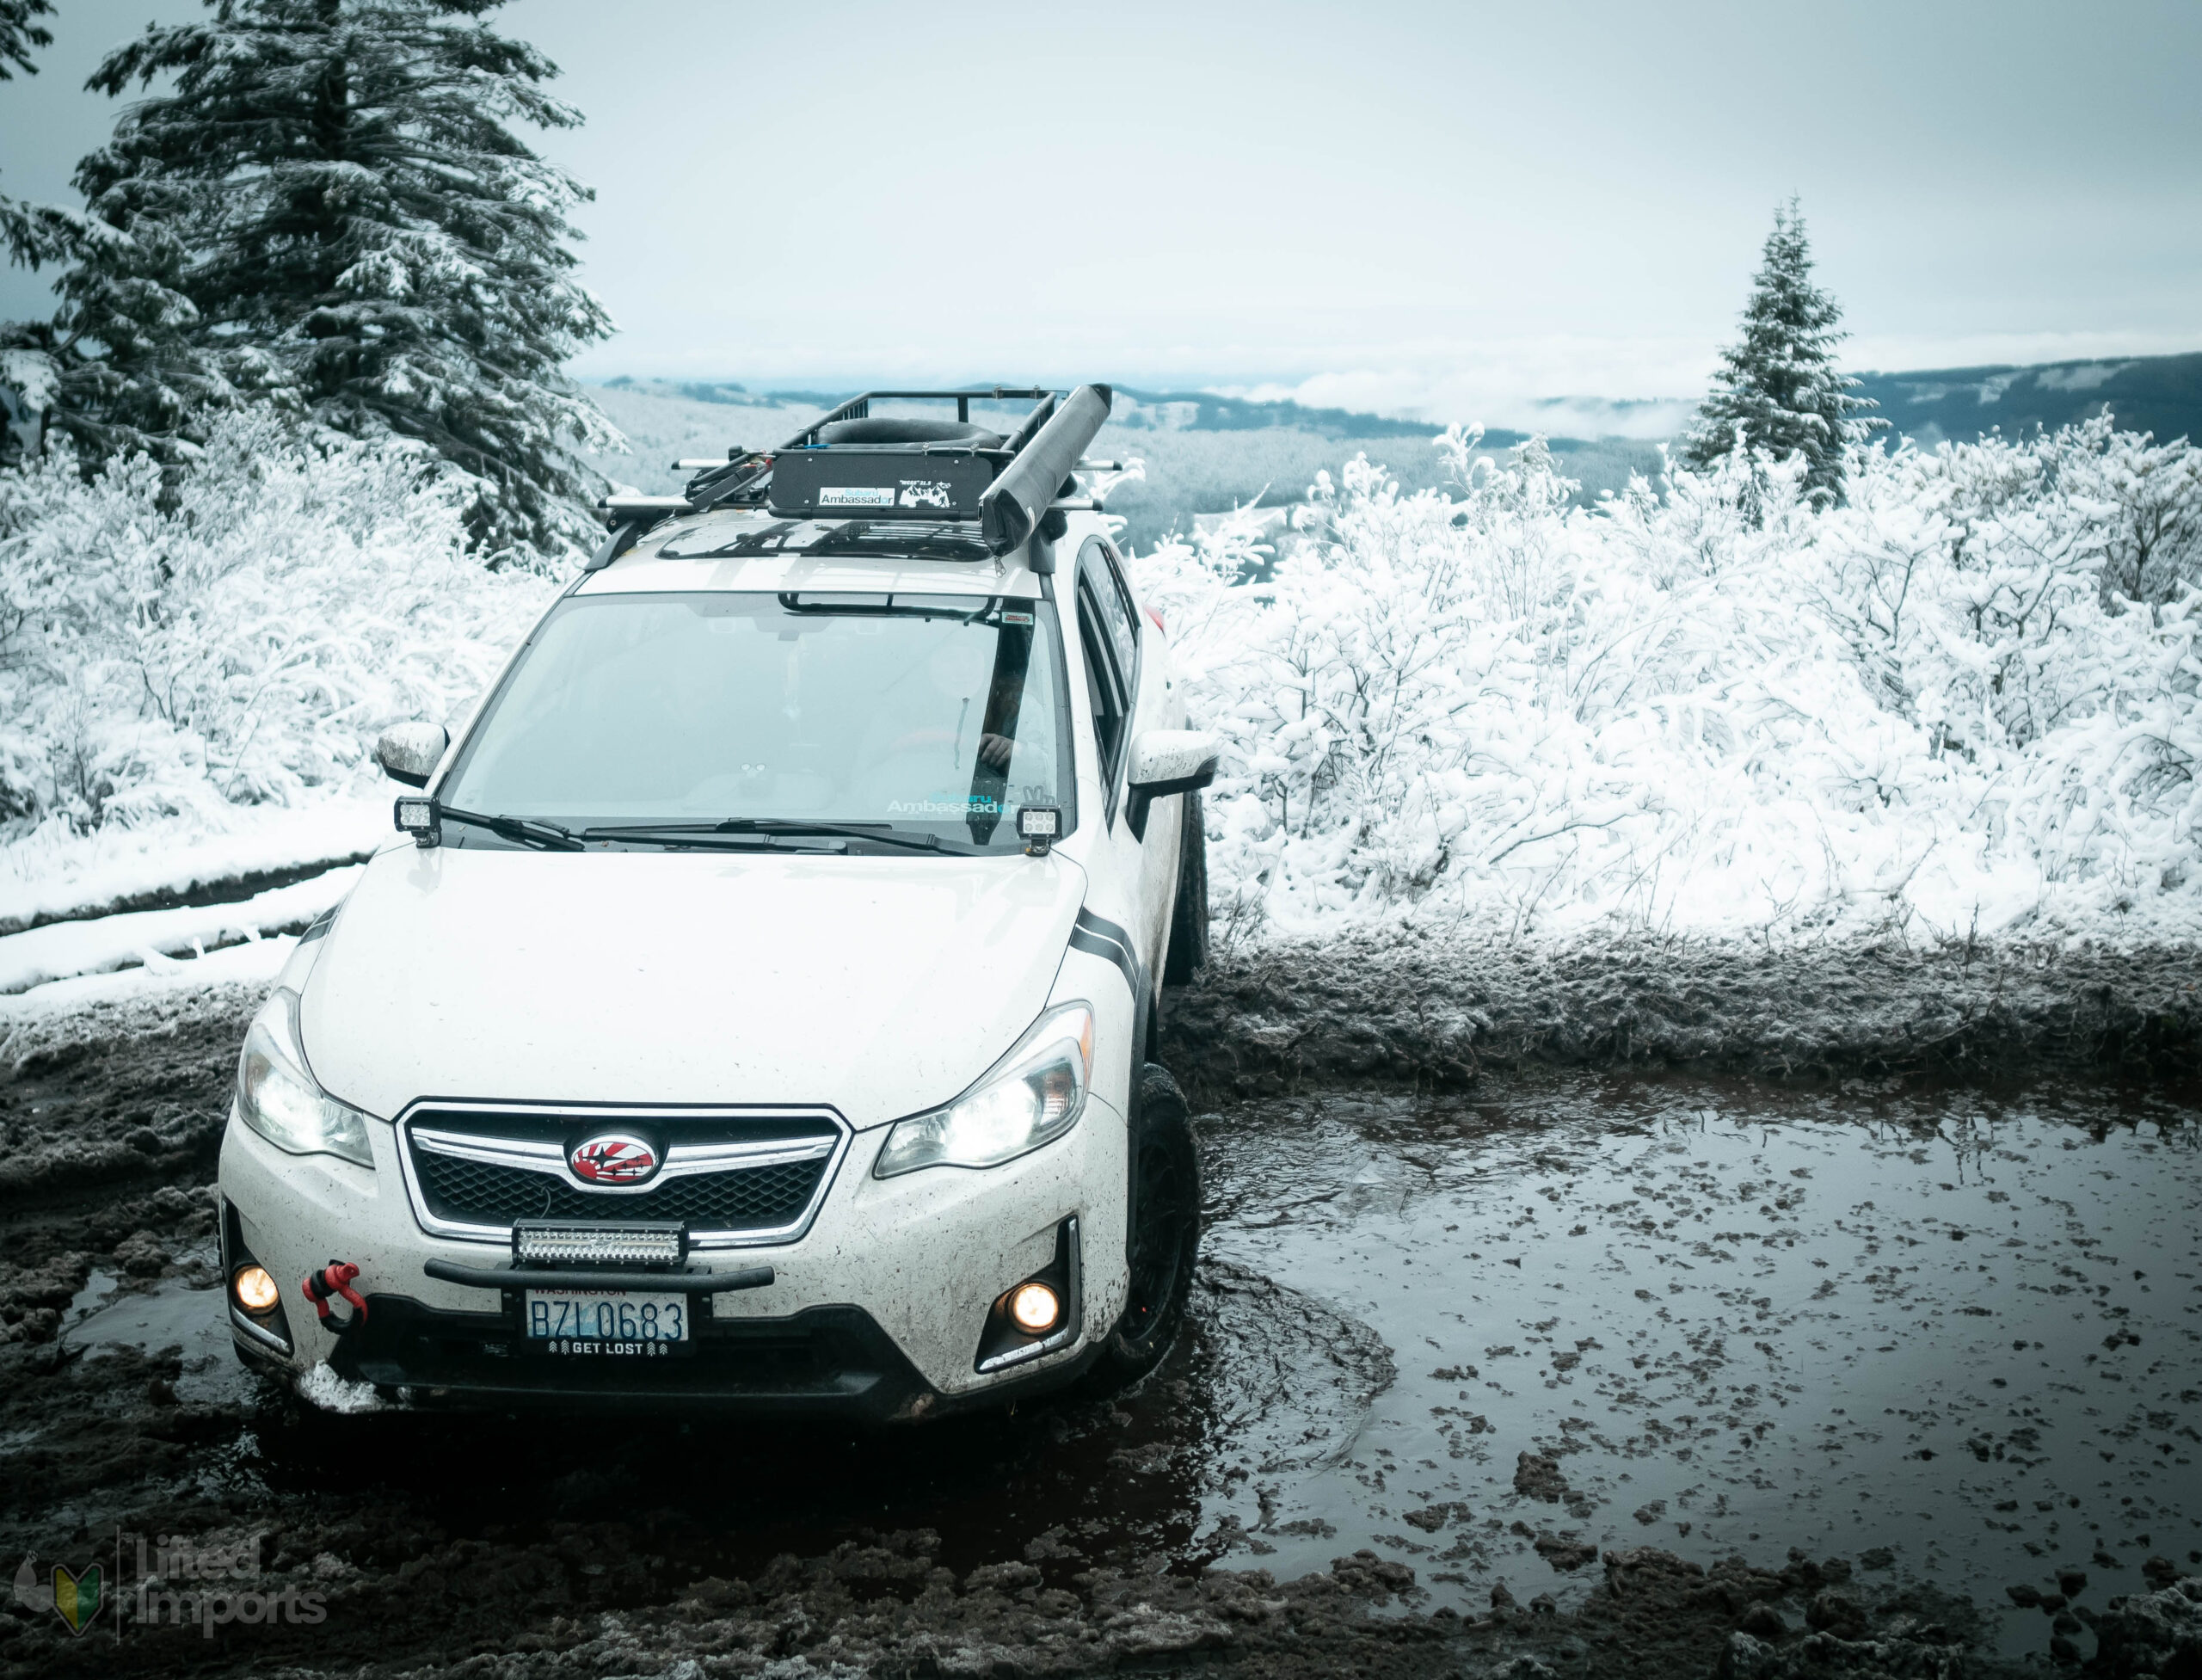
[0,0,70,271]
[0,408,544,829]
[0,0,52,79]
[1129,417,2201,945]
[1682,199,1881,508]
[62,0,618,553]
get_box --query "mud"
[1190,1075,2202,1662]
[1162,931,2202,1093]
[3,1008,2199,1677]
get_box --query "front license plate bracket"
[521,1288,693,1356]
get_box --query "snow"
[1135,418,2202,949]
[0,348,56,414]
[0,795,387,932]
[295,1360,386,1413]
[0,935,292,1052]
[0,865,358,994]
[2,397,2195,1046]
[0,409,553,899]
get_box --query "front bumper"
[301,1295,1101,1421]
[217,1092,1129,1414]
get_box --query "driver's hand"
[977,732,1013,770]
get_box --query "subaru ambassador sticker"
[817,484,899,508]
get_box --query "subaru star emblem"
[568,1133,659,1185]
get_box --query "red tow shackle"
[301,1261,369,1332]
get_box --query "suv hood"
[300,846,1086,1129]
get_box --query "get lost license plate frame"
[523,1288,693,1357]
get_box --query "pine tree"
[65,0,618,552]
[1682,199,1881,507]
[0,0,122,456]
[0,0,52,79]
[0,0,67,268]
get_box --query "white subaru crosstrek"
[216,385,1217,1417]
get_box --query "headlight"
[236,988,374,1168]
[875,1002,1095,1177]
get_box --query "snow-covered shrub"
[1132,420,2202,945]
[0,411,549,838]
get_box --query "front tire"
[1092,1063,1201,1391]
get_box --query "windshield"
[439,590,1074,852]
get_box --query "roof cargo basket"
[593,384,1115,565]
[778,388,1056,449]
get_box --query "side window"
[1076,577,1129,804]
[1081,537,1140,692]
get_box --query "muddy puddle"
[1194,1075,2202,1656]
[9,1062,2201,1673]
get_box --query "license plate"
[523,1289,691,1356]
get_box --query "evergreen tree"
[0,0,69,268]
[65,0,618,552]
[0,0,52,79]
[1682,199,1881,507]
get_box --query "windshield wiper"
[575,828,844,853]
[438,807,584,851]
[581,819,967,854]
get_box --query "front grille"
[398,1105,846,1246]
[415,1152,827,1231]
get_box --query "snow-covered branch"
[1132,419,2202,947]
[0,411,544,837]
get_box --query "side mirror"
[1125,729,1219,840]
[374,721,450,789]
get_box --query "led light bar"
[512,1222,686,1266]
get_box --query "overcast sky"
[2,0,2197,421]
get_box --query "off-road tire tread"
[1091,1063,1201,1393]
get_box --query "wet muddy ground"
[1194,1079,2202,1644]
[2,1008,2199,1677]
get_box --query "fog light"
[232,1265,280,1314]
[1008,1281,1061,1334]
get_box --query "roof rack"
[591,385,1114,572]
[778,386,1058,450]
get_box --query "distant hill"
[1110,387,1444,440]
[583,354,2202,553]
[1854,351,2202,446]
